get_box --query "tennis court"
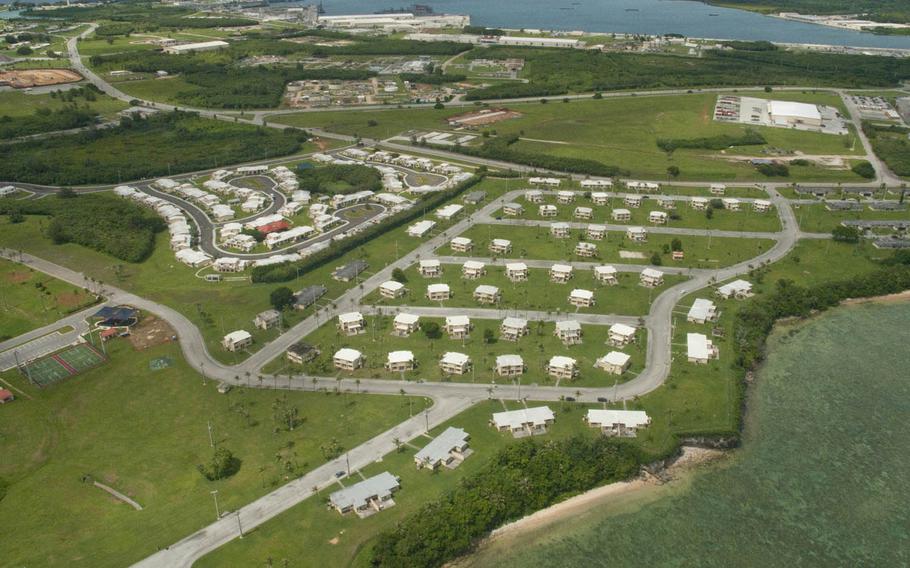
[22,344,106,387]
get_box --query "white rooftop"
[768,100,821,121]
[718,279,753,296]
[601,351,631,367]
[595,265,617,275]
[610,323,637,337]
[556,320,582,331]
[224,330,251,343]
[474,284,499,295]
[496,354,524,367]
[387,350,415,364]
[441,352,470,366]
[570,289,594,300]
[549,355,577,369]
[329,471,398,511]
[552,263,573,273]
[394,313,420,325]
[687,333,713,360]
[414,427,469,464]
[688,298,716,321]
[463,260,485,270]
[427,283,450,294]
[446,315,471,327]
[641,268,664,279]
[502,317,528,329]
[334,347,363,362]
[492,406,554,429]
[506,262,528,271]
[380,280,405,291]
[587,409,650,428]
[338,311,364,324]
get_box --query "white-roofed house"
[555,320,583,345]
[648,211,668,225]
[590,190,610,205]
[333,348,364,371]
[436,203,464,220]
[419,259,441,278]
[609,323,637,346]
[525,190,544,203]
[489,238,512,255]
[594,265,618,285]
[595,351,631,375]
[687,298,718,324]
[439,352,471,375]
[445,315,472,339]
[450,236,473,253]
[626,181,660,193]
[550,222,571,238]
[569,288,595,308]
[491,406,554,437]
[550,263,574,283]
[222,330,252,352]
[337,312,365,335]
[473,284,501,305]
[505,262,529,282]
[753,199,772,213]
[503,202,524,216]
[626,226,648,242]
[687,333,719,364]
[710,183,726,195]
[587,224,607,240]
[462,260,486,279]
[557,190,575,204]
[624,195,643,208]
[328,471,399,517]
[582,179,613,191]
[253,309,281,330]
[690,196,709,210]
[212,257,247,273]
[612,208,631,221]
[500,317,529,341]
[495,354,525,377]
[640,267,664,287]
[716,279,753,299]
[392,313,420,336]
[574,206,593,220]
[574,242,597,258]
[586,409,651,437]
[426,283,451,301]
[539,204,558,218]
[414,427,471,470]
[211,204,235,222]
[175,248,213,267]
[379,280,407,299]
[722,197,741,211]
[547,356,578,380]
[407,219,436,238]
[385,350,416,372]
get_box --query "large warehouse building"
[767,100,822,128]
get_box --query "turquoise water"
[0,8,22,19]
[477,301,910,567]
[317,0,910,48]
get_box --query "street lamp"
[210,490,220,520]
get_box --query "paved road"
[360,304,642,327]
[0,303,101,371]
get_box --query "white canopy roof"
[610,323,637,337]
[338,312,364,324]
[601,351,631,366]
[492,406,554,429]
[441,352,470,366]
[334,348,363,362]
[394,313,420,325]
[587,409,650,428]
[687,333,713,360]
[446,315,471,327]
[387,350,415,364]
[496,354,524,367]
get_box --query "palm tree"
[244,371,251,387]
[355,379,361,394]
[393,437,401,453]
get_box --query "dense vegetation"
[0,193,165,262]
[401,72,467,85]
[437,134,628,177]
[297,164,381,195]
[463,46,910,99]
[705,0,910,23]
[251,175,484,283]
[0,111,307,185]
[0,107,98,140]
[29,2,254,30]
[657,129,766,153]
[862,122,910,177]
[370,435,643,567]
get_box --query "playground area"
[21,343,106,387]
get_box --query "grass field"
[363,264,688,316]
[476,300,910,567]
[112,76,202,106]
[445,224,775,269]
[0,258,98,339]
[272,91,864,182]
[793,203,910,233]
[0,90,128,120]
[0,340,423,568]
[267,314,648,388]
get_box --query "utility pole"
[345,452,351,476]
[210,490,220,520]
[207,420,215,448]
[424,409,429,433]
[201,361,206,386]
[236,511,244,538]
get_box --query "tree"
[423,321,442,340]
[851,160,876,179]
[705,207,714,220]
[197,447,240,481]
[666,165,680,178]
[270,287,295,311]
[16,45,32,56]
[7,209,24,224]
[58,187,77,199]
[671,238,683,252]
[483,328,496,344]
[391,267,408,283]
[433,102,445,110]
[650,252,663,266]
[832,225,861,243]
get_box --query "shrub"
[851,160,876,179]
[197,447,240,481]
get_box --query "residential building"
[717,279,753,299]
[426,283,451,301]
[525,190,544,203]
[550,263,574,283]
[626,226,648,242]
[386,350,416,372]
[569,288,595,308]
[547,356,578,380]
[590,191,611,205]
[574,206,593,220]
[687,298,718,324]
[286,342,319,365]
[608,323,637,346]
[414,427,471,470]
[505,262,529,282]
[687,333,719,364]
[212,257,246,273]
[557,190,576,204]
[379,280,407,299]
[224,234,257,252]
[491,406,554,436]
[658,196,676,209]
[294,285,327,310]
[436,204,464,220]
[338,312,366,335]
[418,259,441,277]
[710,183,726,195]
[489,238,512,255]
[222,330,252,352]
[495,354,525,377]
[648,211,668,225]
[539,204,558,217]
[333,260,368,282]
[574,242,597,257]
[333,348,364,371]
[407,219,436,238]
[595,351,631,375]
[473,284,501,304]
[582,179,613,191]
[624,195,643,208]
[587,224,607,240]
[529,177,561,187]
[464,191,487,205]
[586,409,651,437]
[328,471,399,516]
[626,181,660,193]
[439,351,471,375]
[445,315,472,339]
[722,197,741,211]
[450,237,473,253]
[550,222,571,238]
[500,317,529,341]
[503,202,524,216]
[392,313,420,336]
[690,196,709,210]
[594,265,618,285]
[753,199,772,213]
[555,320,583,344]
[253,309,281,330]
[462,260,486,279]
[611,208,632,222]
[640,267,664,287]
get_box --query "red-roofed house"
[0,389,14,404]
[257,220,290,235]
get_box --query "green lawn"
[76,35,160,57]
[0,90,128,120]
[113,76,203,106]
[0,258,98,339]
[793,203,910,233]
[445,224,775,269]
[494,194,781,232]
[272,91,864,182]
[267,314,648,388]
[0,340,423,568]
[363,264,687,316]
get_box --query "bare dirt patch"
[446,107,522,127]
[6,270,32,284]
[0,68,83,89]
[56,291,88,309]
[128,315,176,351]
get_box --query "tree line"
[297,164,382,195]
[657,129,766,153]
